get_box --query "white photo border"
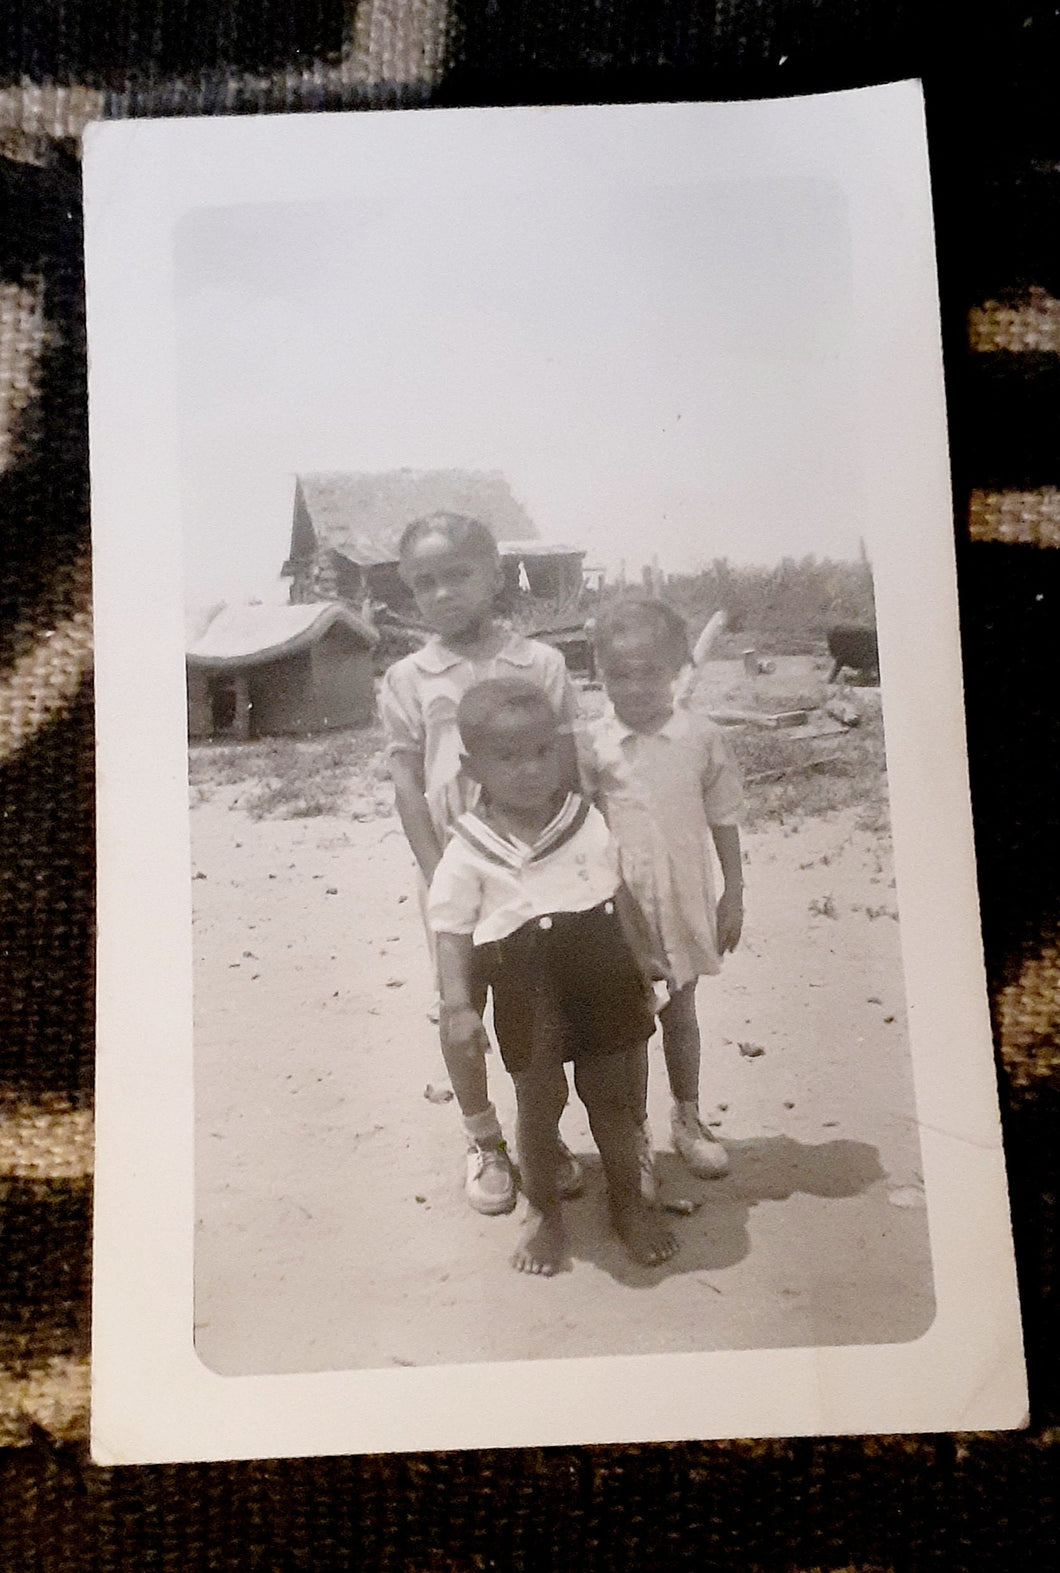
[86,83,1027,1465]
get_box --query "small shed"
[187,602,378,740]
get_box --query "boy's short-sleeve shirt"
[427,793,620,946]
[379,630,577,838]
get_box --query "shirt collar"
[410,629,537,675]
[604,702,688,744]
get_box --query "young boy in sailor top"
[428,677,677,1276]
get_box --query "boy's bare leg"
[629,1038,650,1127]
[575,1049,677,1267]
[511,1051,570,1275]
[626,1038,656,1201]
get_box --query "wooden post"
[233,673,251,740]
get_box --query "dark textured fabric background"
[1,3,1057,1567]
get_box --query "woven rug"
[1,3,1056,1567]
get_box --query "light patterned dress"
[588,706,744,990]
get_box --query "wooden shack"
[283,469,540,618]
[186,602,377,740]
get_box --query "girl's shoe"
[465,1139,517,1214]
[671,1104,729,1179]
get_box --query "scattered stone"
[325,887,338,895]
[193,871,207,880]
[717,1103,729,1112]
[663,1198,700,1216]
[822,1120,838,1127]
[414,1195,427,1204]
[398,894,408,904]
[739,1041,765,1058]
[386,977,405,989]
[424,1084,454,1104]
[825,697,861,727]
[242,950,256,959]
[809,895,838,919]
[884,1014,896,1023]
[888,1187,924,1209]
[867,995,882,1004]
[783,1100,795,1109]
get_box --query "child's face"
[600,628,681,732]
[465,708,562,816]
[400,533,501,641]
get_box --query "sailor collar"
[452,792,591,871]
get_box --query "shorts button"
[539,915,553,930]
[604,901,614,915]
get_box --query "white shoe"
[465,1140,517,1214]
[635,1119,658,1202]
[671,1104,729,1179]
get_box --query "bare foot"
[511,1204,568,1276]
[610,1198,678,1267]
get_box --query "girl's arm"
[389,751,443,883]
[436,931,490,1064]
[711,823,744,953]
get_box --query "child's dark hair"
[398,512,500,571]
[457,677,556,756]
[592,594,691,671]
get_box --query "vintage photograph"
[85,89,1026,1462]
[179,180,932,1375]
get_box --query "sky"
[176,175,863,611]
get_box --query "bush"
[604,555,876,655]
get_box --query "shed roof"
[187,602,377,670]
[292,469,537,567]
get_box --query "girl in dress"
[588,595,745,1185]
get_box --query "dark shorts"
[474,900,656,1077]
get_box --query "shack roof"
[497,540,585,560]
[187,602,377,671]
[289,470,538,568]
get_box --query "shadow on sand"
[560,1133,888,1284]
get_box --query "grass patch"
[725,705,889,832]
[188,723,393,822]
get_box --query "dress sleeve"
[426,839,482,935]
[378,660,424,758]
[539,645,578,731]
[699,721,744,826]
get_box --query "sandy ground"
[193,730,934,1376]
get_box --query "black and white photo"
[85,85,1026,1463]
